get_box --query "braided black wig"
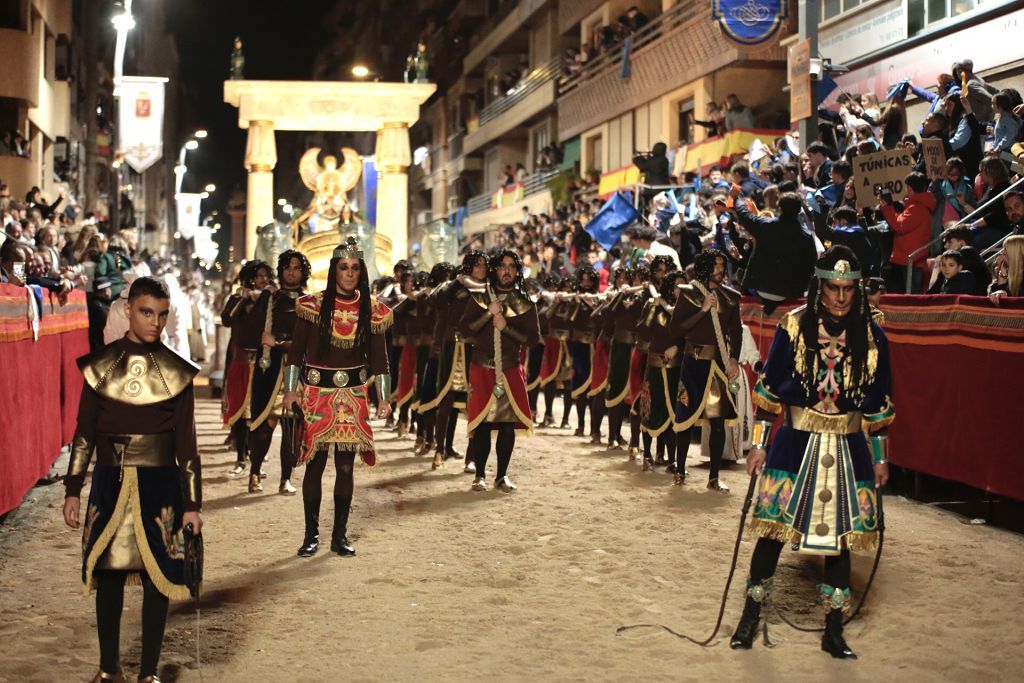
[277,249,311,288]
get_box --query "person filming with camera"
[877,171,936,293]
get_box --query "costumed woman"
[730,246,894,659]
[282,237,393,558]
[63,276,203,683]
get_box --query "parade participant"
[568,265,600,438]
[246,250,310,495]
[221,260,274,476]
[460,249,541,492]
[635,270,685,471]
[282,237,393,558]
[585,269,624,445]
[375,275,399,428]
[410,270,434,454]
[389,270,417,437]
[524,276,548,420]
[413,263,451,458]
[624,264,652,460]
[426,250,487,471]
[602,267,642,451]
[538,277,574,428]
[654,248,741,492]
[63,276,202,683]
[730,246,894,659]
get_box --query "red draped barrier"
[0,285,88,515]
[740,295,1024,501]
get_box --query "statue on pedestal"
[414,42,429,83]
[295,147,363,236]
[230,37,245,80]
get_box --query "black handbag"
[182,522,203,598]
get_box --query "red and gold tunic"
[287,290,392,465]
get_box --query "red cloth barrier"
[0,285,88,515]
[740,295,1024,501]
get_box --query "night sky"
[165,0,333,214]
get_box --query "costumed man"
[568,265,600,437]
[460,249,542,492]
[653,248,741,493]
[586,270,621,445]
[282,237,393,558]
[413,262,452,459]
[220,260,274,476]
[524,276,547,419]
[601,266,637,451]
[427,250,487,472]
[730,246,894,659]
[246,249,311,495]
[635,270,685,471]
[63,277,203,683]
[389,270,418,437]
[537,276,574,428]
[623,263,652,461]
[410,270,432,453]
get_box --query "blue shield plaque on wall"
[712,0,787,46]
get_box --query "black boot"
[330,497,356,557]
[821,609,857,659]
[297,497,320,557]
[729,597,762,649]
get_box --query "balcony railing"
[449,131,465,159]
[559,1,692,97]
[479,55,562,126]
[466,169,562,216]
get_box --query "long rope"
[615,473,758,645]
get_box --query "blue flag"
[584,192,640,250]
[620,34,633,79]
[816,75,839,107]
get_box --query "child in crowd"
[990,92,1021,153]
[940,157,975,222]
[927,249,977,294]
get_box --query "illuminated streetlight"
[277,198,287,206]
[194,129,208,139]
[185,140,199,151]
[204,183,217,192]
[282,203,293,214]
[352,65,370,78]
[200,191,210,199]
[111,8,135,32]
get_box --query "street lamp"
[277,198,287,206]
[111,1,135,94]
[352,65,369,78]
[282,203,293,214]
[194,129,208,139]
[204,183,217,192]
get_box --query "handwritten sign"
[853,148,916,209]
[921,139,946,180]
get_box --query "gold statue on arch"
[295,146,363,236]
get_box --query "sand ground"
[1,392,1022,683]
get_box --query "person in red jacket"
[879,171,936,294]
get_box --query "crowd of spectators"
[0,130,31,157]
[0,181,217,361]
[562,5,650,79]
[459,57,1024,308]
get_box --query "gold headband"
[814,259,861,281]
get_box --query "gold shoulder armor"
[716,285,741,307]
[780,305,807,340]
[504,289,534,317]
[871,306,885,325]
[79,342,199,405]
[677,284,702,308]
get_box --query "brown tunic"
[459,286,541,369]
[221,291,268,351]
[285,291,389,374]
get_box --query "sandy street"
[1,391,1021,683]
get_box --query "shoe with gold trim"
[248,474,263,493]
[431,452,445,470]
[471,477,487,491]
[707,478,730,493]
[90,671,126,683]
[396,422,408,438]
[138,676,162,683]
[673,472,685,486]
[628,447,640,462]
[642,457,653,472]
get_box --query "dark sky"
[166,0,333,215]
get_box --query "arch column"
[244,120,277,259]
[374,122,411,271]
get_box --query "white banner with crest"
[177,192,202,239]
[118,76,168,173]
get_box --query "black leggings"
[418,408,436,445]
[629,413,641,449]
[590,395,606,437]
[641,432,675,462]
[249,417,298,481]
[676,419,725,479]
[230,420,248,465]
[471,423,515,480]
[303,447,355,504]
[95,570,168,677]
[748,538,851,593]
[434,396,460,453]
[608,403,627,445]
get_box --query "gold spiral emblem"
[123,358,148,397]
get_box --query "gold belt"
[649,355,680,369]
[785,407,863,434]
[304,364,369,389]
[95,432,176,467]
[614,330,636,344]
[684,342,718,361]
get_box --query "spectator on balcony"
[938,157,975,222]
[953,59,1000,123]
[878,96,908,150]
[724,94,755,130]
[0,131,12,155]
[968,156,1012,250]
[947,92,985,179]
[880,171,936,293]
[622,6,650,33]
[988,235,1024,302]
[26,186,64,220]
[910,74,960,134]
[812,159,853,219]
[598,25,620,53]
[695,102,727,138]
[515,163,528,183]
[633,142,670,193]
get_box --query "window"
[908,0,981,35]
[677,99,695,146]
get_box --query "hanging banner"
[193,224,219,265]
[789,38,812,123]
[177,192,202,239]
[118,76,168,173]
[712,0,788,46]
